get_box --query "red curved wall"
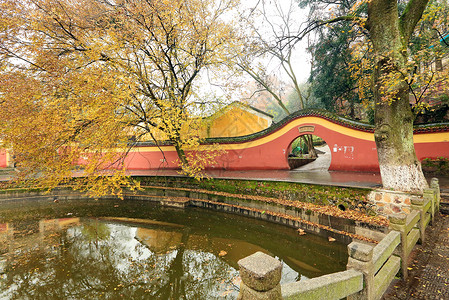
[123,116,449,172]
[0,150,8,168]
[1,115,447,173]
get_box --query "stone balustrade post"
[237,251,282,300]
[0,256,6,274]
[388,213,407,279]
[423,188,436,224]
[347,242,374,300]
[430,178,440,213]
[410,197,426,243]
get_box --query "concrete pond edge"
[0,179,442,300]
[0,186,389,244]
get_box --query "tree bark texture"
[368,0,429,192]
[174,143,189,167]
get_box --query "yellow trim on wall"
[130,117,374,152]
[414,132,449,143]
[128,117,449,153]
[131,145,176,152]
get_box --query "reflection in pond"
[0,199,348,299]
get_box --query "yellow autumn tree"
[0,0,241,194]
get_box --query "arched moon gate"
[123,111,449,172]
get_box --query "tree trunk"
[368,0,428,193]
[174,143,188,167]
[374,85,428,192]
[302,135,317,158]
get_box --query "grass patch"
[136,176,371,212]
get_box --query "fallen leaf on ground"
[297,228,306,235]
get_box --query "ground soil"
[383,212,449,300]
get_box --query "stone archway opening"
[286,135,331,171]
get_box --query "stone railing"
[282,267,364,299]
[237,179,441,300]
[345,230,401,300]
[238,231,400,300]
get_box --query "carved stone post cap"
[348,242,373,261]
[430,178,439,188]
[389,213,407,225]
[238,251,282,292]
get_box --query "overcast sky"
[195,0,312,108]
[248,0,312,83]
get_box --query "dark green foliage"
[309,22,362,114]
[299,0,372,117]
[421,157,449,175]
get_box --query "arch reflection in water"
[0,199,348,299]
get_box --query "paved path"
[126,145,449,191]
[128,169,384,189]
[294,144,331,171]
[384,213,449,300]
[6,168,446,191]
[3,146,447,192]
[127,169,449,190]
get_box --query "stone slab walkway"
[127,169,385,189]
[384,213,449,300]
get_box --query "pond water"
[0,199,348,299]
